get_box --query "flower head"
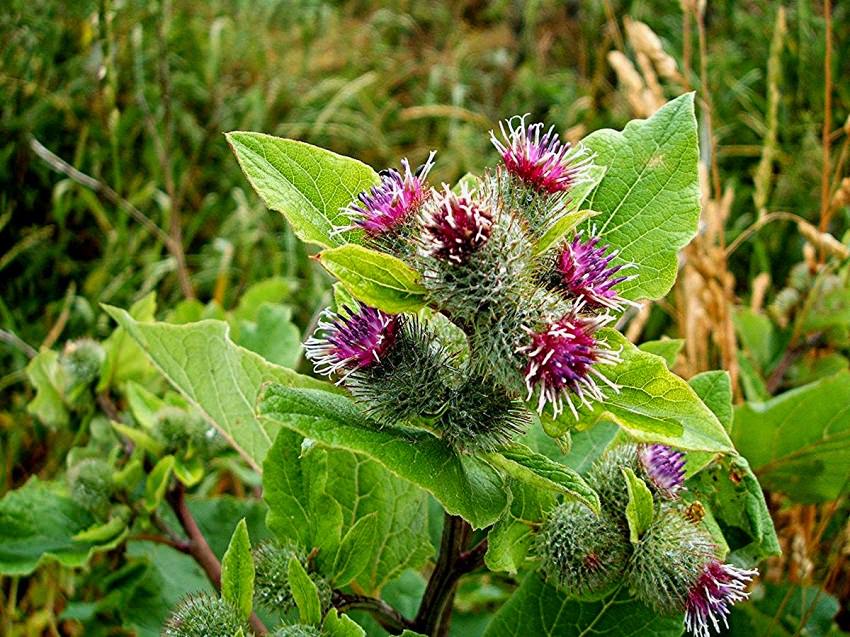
[685,561,757,637]
[639,443,686,498]
[304,304,400,379]
[421,185,493,264]
[519,307,620,417]
[345,152,436,236]
[491,115,592,194]
[557,234,632,310]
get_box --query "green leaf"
[233,276,298,322]
[103,306,330,470]
[0,478,126,575]
[324,608,367,637]
[144,455,174,512]
[72,509,129,543]
[577,329,734,453]
[25,349,69,429]
[333,514,378,586]
[98,292,157,391]
[688,371,733,431]
[733,308,779,374]
[687,455,780,563]
[733,370,850,502]
[221,518,254,620]
[288,555,322,625]
[622,468,654,544]
[125,380,169,431]
[638,338,684,368]
[258,385,509,529]
[237,303,302,368]
[111,421,165,456]
[486,444,599,512]
[485,479,554,574]
[484,574,683,636]
[318,244,427,313]
[264,431,433,593]
[263,428,313,548]
[728,582,841,637]
[582,93,700,301]
[226,132,380,247]
[173,454,204,487]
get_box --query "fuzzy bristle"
[538,501,629,599]
[162,594,250,637]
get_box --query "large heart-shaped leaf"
[104,306,330,471]
[258,385,509,529]
[733,370,850,502]
[484,574,683,636]
[582,93,700,301]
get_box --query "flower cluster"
[305,116,635,452]
[541,443,757,637]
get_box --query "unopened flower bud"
[162,594,250,637]
[538,501,629,599]
[273,626,321,637]
[253,540,305,614]
[68,458,113,517]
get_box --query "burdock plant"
[163,92,778,636]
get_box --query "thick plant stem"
[414,513,486,636]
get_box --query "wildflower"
[638,444,686,499]
[557,233,632,310]
[685,561,757,637]
[490,115,592,194]
[304,303,399,379]
[628,508,757,637]
[421,185,493,264]
[345,152,436,236]
[519,307,620,417]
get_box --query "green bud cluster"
[67,457,113,517]
[162,594,250,637]
[538,443,729,612]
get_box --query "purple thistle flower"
[304,303,400,380]
[344,152,436,236]
[490,115,593,194]
[557,234,633,310]
[519,306,620,417]
[685,561,757,637]
[421,185,493,264]
[639,444,686,498]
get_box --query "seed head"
[344,152,436,236]
[685,561,757,637]
[421,185,493,264]
[638,444,686,499]
[519,307,620,417]
[557,234,632,310]
[491,115,592,194]
[304,303,400,379]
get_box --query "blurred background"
[2,0,849,634]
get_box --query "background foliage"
[2,0,849,635]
